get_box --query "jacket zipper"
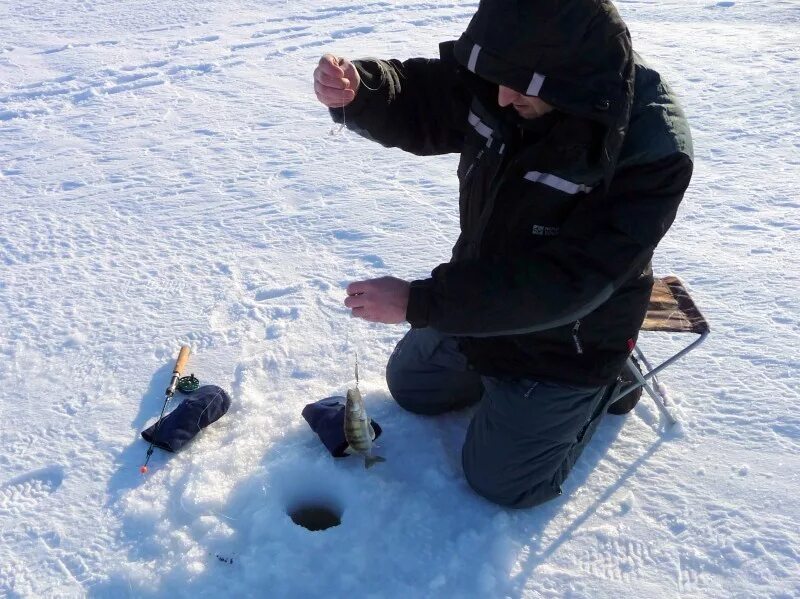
[463,148,485,181]
[572,320,584,355]
[473,128,522,258]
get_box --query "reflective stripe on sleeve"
[467,44,481,72]
[524,171,594,194]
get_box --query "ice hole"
[288,503,341,531]
[272,460,345,531]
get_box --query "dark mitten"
[142,385,231,452]
[302,396,382,458]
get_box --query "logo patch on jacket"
[532,225,560,236]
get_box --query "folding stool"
[610,275,710,425]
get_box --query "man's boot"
[607,357,644,415]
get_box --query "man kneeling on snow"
[313,0,692,508]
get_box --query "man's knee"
[386,348,425,413]
[462,453,561,509]
[387,376,429,415]
[386,329,481,415]
[385,347,440,415]
[385,330,421,402]
[387,367,458,415]
[385,349,403,398]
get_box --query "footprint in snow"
[333,229,369,241]
[0,466,64,515]
[330,26,375,39]
[361,254,385,268]
[254,285,301,301]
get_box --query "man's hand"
[314,54,361,108]
[345,277,410,324]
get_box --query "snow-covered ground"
[1,0,798,596]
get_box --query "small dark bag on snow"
[302,396,382,458]
[141,385,231,452]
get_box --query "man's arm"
[317,53,470,156]
[405,153,694,335]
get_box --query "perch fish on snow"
[344,386,386,469]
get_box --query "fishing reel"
[177,373,200,393]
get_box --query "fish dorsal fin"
[365,455,386,469]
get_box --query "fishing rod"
[140,345,191,474]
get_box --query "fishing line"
[339,230,367,390]
[192,386,226,429]
[329,105,345,136]
[345,293,364,389]
[178,479,238,522]
[328,58,381,136]
[322,55,379,385]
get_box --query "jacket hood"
[453,0,634,187]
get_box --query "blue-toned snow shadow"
[105,360,177,504]
[93,381,670,598]
[502,407,678,596]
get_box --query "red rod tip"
[140,466,148,474]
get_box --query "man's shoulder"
[618,53,694,170]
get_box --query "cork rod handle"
[174,345,191,376]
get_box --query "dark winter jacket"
[331,0,693,386]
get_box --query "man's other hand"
[345,277,410,324]
[314,54,360,108]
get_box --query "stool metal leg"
[610,331,709,426]
[628,355,677,426]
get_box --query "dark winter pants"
[386,327,612,508]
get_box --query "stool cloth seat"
[641,275,710,335]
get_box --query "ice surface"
[1,0,799,597]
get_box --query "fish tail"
[364,455,386,469]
